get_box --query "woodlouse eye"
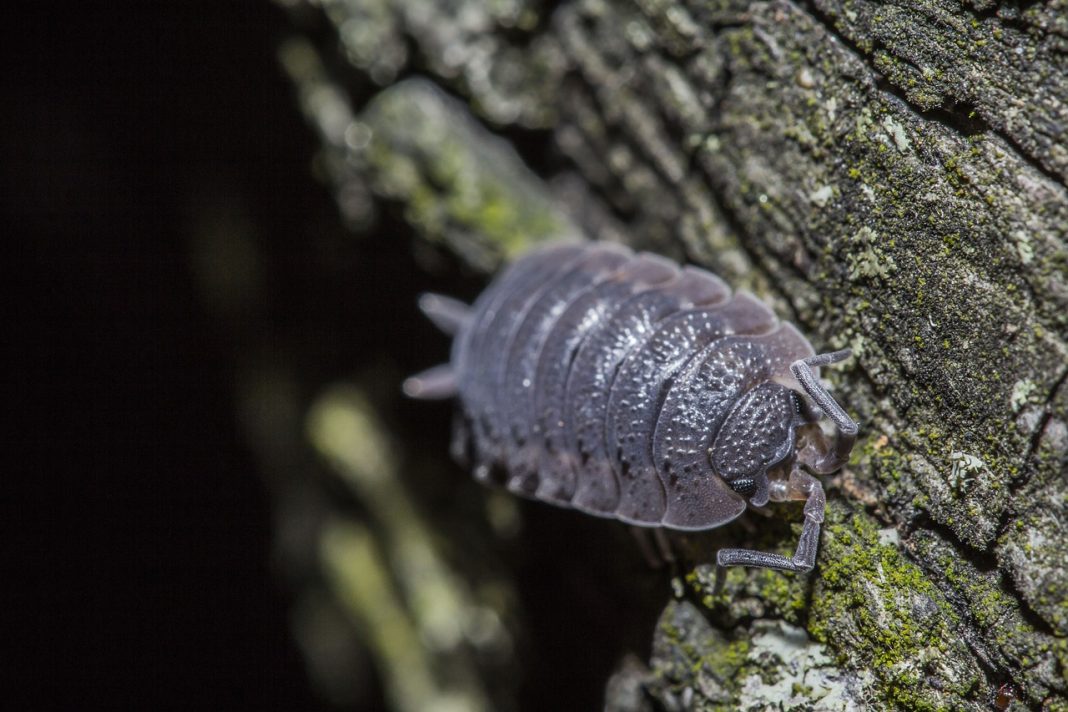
[727,477,757,496]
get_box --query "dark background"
[5,2,329,708]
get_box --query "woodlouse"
[405,242,858,572]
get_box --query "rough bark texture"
[270,0,1068,709]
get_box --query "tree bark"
[272,0,1068,709]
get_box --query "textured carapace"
[405,242,858,573]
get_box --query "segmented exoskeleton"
[405,242,857,572]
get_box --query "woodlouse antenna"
[790,350,858,474]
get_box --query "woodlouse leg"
[449,414,471,467]
[630,527,665,569]
[417,293,470,336]
[790,350,858,474]
[715,469,825,572]
[653,527,676,565]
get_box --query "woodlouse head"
[709,382,810,506]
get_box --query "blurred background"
[4,2,664,710]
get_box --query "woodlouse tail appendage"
[402,293,471,400]
[416,293,470,336]
[406,243,859,576]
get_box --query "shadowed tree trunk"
[261,0,1068,709]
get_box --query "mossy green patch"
[359,80,577,270]
[651,599,753,707]
[809,502,984,708]
[911,528,1068,704]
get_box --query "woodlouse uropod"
[404,242,858,572]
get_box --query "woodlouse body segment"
[405,242,858,573]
